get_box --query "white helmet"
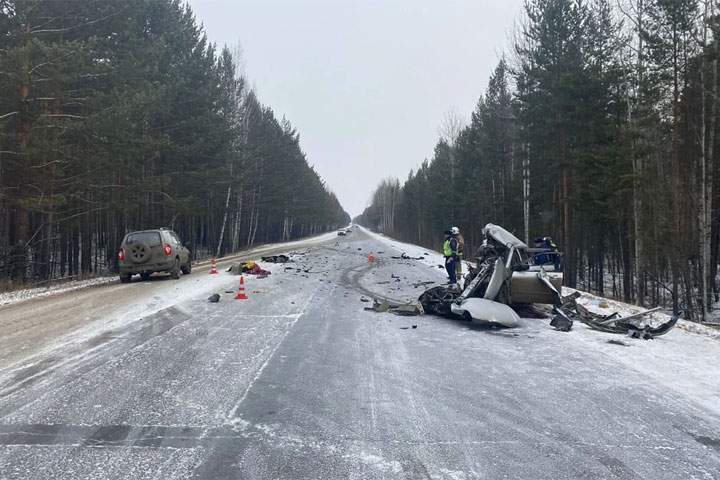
[450,226,460,235]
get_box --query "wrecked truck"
[419,224,563,327]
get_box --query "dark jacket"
[445,237,459,259]
[535,239,557,265]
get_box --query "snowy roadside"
[0,231,339,308]
[358,226,468,275]
[0,277,119,308]
[562,288,720,417]
[362,226,720,418]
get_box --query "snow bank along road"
[0,228,719,479]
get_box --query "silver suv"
[118,229,191,283]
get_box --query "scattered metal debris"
[418,286,458,317]
[207,294,220,303]
[550,311,573,331]
[364,297,424,316]
[391,253,425,260]
[261,255,290,263]
[556,299,678,339]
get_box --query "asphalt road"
[0,230,719,479]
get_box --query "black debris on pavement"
[207,294,220,303]
[261,255,290,263]
[550,314,573,332]
[390,253,425,260]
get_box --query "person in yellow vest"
[454,227,464,281]
[443,227,460,286]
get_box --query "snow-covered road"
[0,228,719,479]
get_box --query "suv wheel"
[120,273,132,283]
[129,242,151,264]
[170,258,181,279]
[181,261,192,275]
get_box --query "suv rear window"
[126,232,162,246]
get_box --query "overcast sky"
[185,0,525,217]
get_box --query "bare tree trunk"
[635,0,645,304]
[216,185,232,257]
[707,31,718,313]
[699,0,710,320]
[249,186,261,245]
[14,16,32,283]
[234,188,243,252]
[523,144,530,245]
[699,0,718,317]
[563,168,571,286]
[671,51,681,315]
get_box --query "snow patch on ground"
[342,451,403,474]
[561,288,720,417]
[0,277,117,307]
[249,230,339,253]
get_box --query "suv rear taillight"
[164,243,172,256]
[118,248,124,260]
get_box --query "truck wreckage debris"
[554,297,679,339]
[364,298,424,316]
[418,223,562,328]
[415,223,678,338]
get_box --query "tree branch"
[0,111,19,121]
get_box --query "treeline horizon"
[356,0,720,321]
[0,0,350,288]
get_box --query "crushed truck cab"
[420,223,564,327]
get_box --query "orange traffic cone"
[369,252,374,263]
[234,276,249,300]
[209,258,218,274]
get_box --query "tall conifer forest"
[0,0,349,287]
[357,0,720,321]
